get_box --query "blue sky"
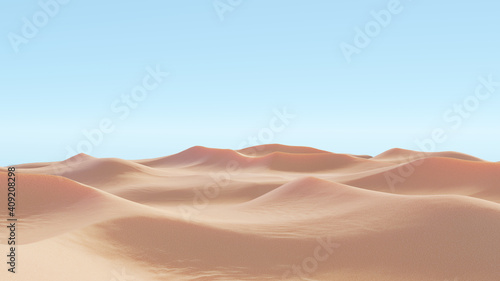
[1,0,499,165]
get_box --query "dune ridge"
[2,145,500,281]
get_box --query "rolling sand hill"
[1,144,499,280]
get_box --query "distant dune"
[2,145,499,281]
[374,147,485,163]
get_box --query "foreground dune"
[1,145,499,280]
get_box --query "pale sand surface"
[1,145,500,280]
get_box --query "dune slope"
[2,145,500,281]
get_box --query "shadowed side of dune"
[55,157,160,186]
[260,152,385,172]
[77,176,500,280]
[0,172,153,244]
[82,215,326,278]
[374,148,484,163]
[14,153,160,187]
[135,146,385,173]
[239,177,373,206]
[343,157,500,201]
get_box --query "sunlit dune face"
[2,145,500,281]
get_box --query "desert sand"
[1,144,500,280]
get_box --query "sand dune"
[136,145,382,172]
[238,144,329,156]
[262,152,381,172]
[342,157,500,201]
[0,172,157,244]
[374,148,484,163]
[3,145,500,281]
[136,146,248,169]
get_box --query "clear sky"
[1,0,499,165]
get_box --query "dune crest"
[238,143,329,156]
[4,145,500,281]
[374,148,484,163]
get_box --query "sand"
[1,144,499,280]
